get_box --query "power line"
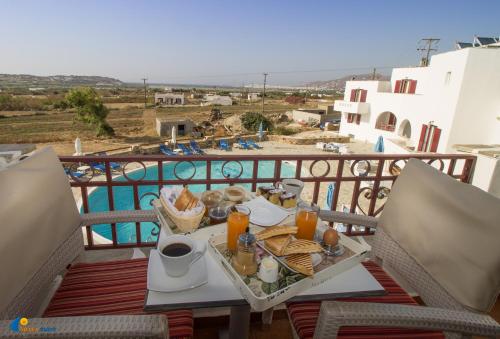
[417,38,440,66]
[262,73,268,114]
[141,78,147,108]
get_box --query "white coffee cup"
[276,178,304,199]
[158,235,206,277]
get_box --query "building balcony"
[334,100,370,114]
[1,148,500,338]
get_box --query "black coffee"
[162,243,191,257]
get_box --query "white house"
[247,93,260,101]
[201,94,232,106]
[154,93,184,105]
[335,39,500,154]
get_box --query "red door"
[394,80,402,93]
[408,80,417,94]
[350,89,356,102]
[418,124,428,151]
[360,90,367,102]
[355,114,361,124]
[430,127,441,152]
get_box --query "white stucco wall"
[338,47,500,154]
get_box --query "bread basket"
[160,197,205,233]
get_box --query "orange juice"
[296,210,318,240]
[227,207,250,252]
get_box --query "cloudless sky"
[0,0,498,85]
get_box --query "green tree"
[240,112,273,132]
[65,87,114,137]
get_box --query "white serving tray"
[207,232,370,312]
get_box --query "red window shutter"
[408,80,417,94]
[356,114,361,124]
[430,127,441,152]
[350,89,356,102]
[418,124,428,151]
[394,80,401,93]
[388,114,396,126]
[360,90,367,102]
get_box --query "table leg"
[228,304,251,339]
[261,307,274,325]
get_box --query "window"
[394,79,417,94]
[347,113,361,125]
[418,123,441,152]
[349,89,367,102]
[444,72,452,85]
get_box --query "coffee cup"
[276,178,304,199]
[158,235,206,277]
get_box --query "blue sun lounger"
[219,140,230,151]
[246,139,262,149]
[178,143,194,156]
[189,140,205,155]
[159,145,177,156]
[64,167,84,178]
[237,139,251,150]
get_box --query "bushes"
[273,126,298,136]
[240,112,273,132]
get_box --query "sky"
[0,0,499,86]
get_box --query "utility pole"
[141,78,147,108]
[372,67,377,80]
[262,73,268,114]
[417,38,440,66]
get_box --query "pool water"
[86,160,297,243]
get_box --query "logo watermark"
[10,317,56,333]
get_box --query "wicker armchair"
[301,159,500,339]
[0,148,171,338]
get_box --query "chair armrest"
[0,315,168,338]
[314,301,500,339]
[80,210,158,226]
[319,210,378,229]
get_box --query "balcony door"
[418,124,441,152]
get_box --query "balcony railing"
[333,100,370,114]
[60,154,476,250]
[375,123,396,132]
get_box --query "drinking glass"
[227,205,251,252]
[295,201,319,240]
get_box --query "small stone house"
[156,118,195,137]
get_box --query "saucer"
[147,249,208,293]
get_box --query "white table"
[144,224,384,339]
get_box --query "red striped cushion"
[287,261,445,339]
[43,258,192,339]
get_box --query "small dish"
[224,186,247,202]
[147,248,208,293]
[243,196,289,226]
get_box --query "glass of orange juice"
[227,205,251,252]
[295,202,319,240]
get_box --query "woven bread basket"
[160,196,205,233]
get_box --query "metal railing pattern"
[60,153,476,250]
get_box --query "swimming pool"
[86,160,297,243]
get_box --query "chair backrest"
[0,147,83,318]
[372,159,500,313]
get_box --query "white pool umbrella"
[171,126,177,147]
[74,137,82,155]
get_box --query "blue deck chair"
[219,140,230,151]
[94,152,122,171]
[189,140,205,155]
[237,139,251,150]
[178,143,194,155]
[159,145,177,156]
[246,139,262,149]
[64,167,84,178]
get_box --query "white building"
[201,94,232,106]
[154,93,184,105]
[247,93,260,101]
[334,41,500,154]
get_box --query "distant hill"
[0,74,123,88]
[304,73,390,90]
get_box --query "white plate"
[147,249,208,293]
[243,196,290,227]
